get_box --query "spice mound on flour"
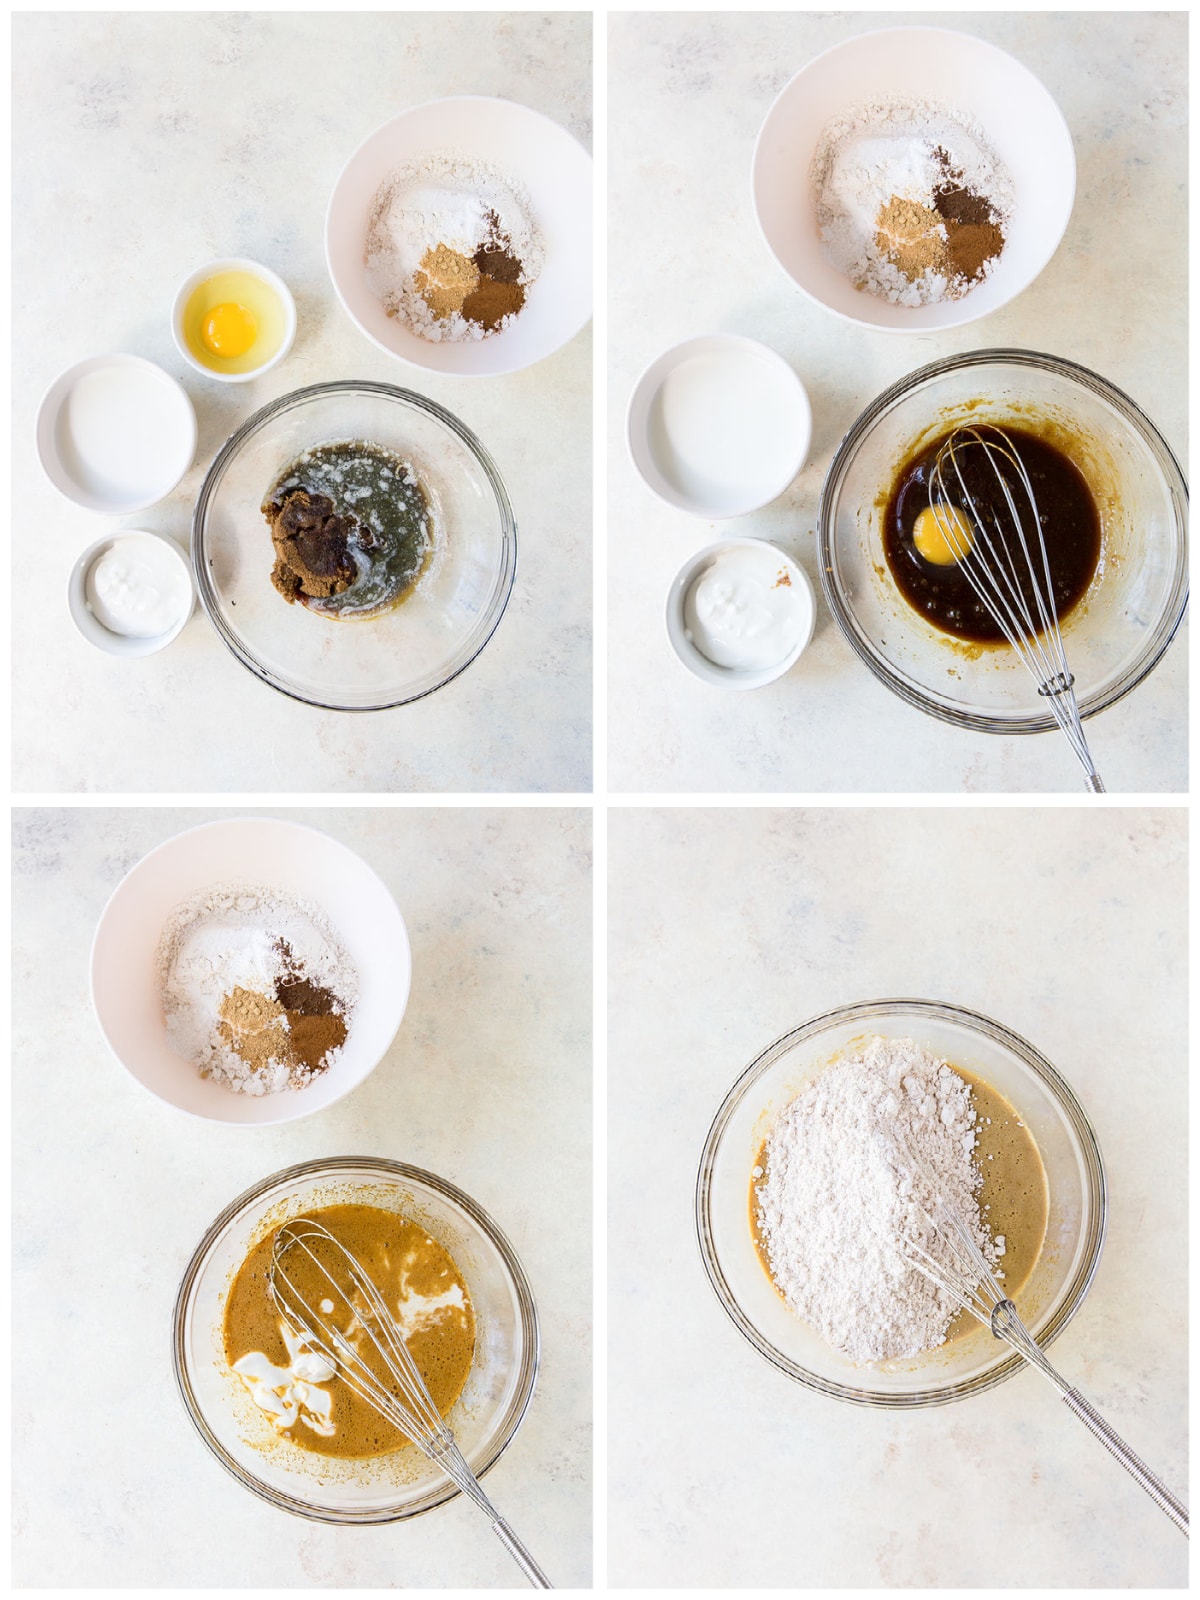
[365,154,544,342]
[753,1036,1000,1363]
[812,98,1013,307]
[156,884,359,1095]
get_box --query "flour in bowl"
[754,1035,998,1362]
[156,884,359,1094]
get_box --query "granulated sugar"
[754,1035,997,1362]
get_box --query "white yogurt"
[85,535,192,638]
[683,544,805,670]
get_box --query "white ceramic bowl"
[67,529,196,657]
[666,537,817,690]
[326,95,592,376]
[36,354,197,513]
[171,257,297,384]
[753,26,1075,332]
[629,335,812,518]
[91,818,410,1126]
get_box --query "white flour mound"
[755,1035,996,1362]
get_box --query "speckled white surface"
[608,12,1187,793]
[13,12,591,793]
[608,807,1187,1587]
[12,806,591,1587]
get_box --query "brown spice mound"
[415,242,480,318]
[266,489,358,604]
[944,219,1006,284]
[461,275,525,331]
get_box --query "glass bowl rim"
[191,379,519,713]
[172,1154,540,1523]
[816,347,1189,735]
[694,996,1108,1409]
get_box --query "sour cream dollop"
[232,1323,337,1437]
[683,545,805,671]
[85,534,191,638]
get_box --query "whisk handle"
[1062,1386,1188,1535]
[1082,771,1105,794]
[492,1517,554,1587]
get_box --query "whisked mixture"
[224,1202,475,1459]
[883,424,1101,643]
[751,1036,1047,1363]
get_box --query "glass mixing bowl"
[695,999,1106,1408]
[818,350,1187,733]
[193,382,517,711]
[173,1157,539,1522]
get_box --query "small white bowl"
[666,537,817,690]
[326,95,592,377]
[68,529,196,657]
[753,26,1076,332]
[90,818,411,1127]
[171,257,297,384]
[36,353,197,514]
[628,335,812,518]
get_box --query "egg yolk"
[201,302,258,358]
[913,503,974,566]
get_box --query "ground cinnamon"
[461,274,525,331]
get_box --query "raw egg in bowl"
[172,258,296,383]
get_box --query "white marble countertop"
[607,806,1187,1586]
[608,11,1187,794]
[13,12,592,794]
[12,806,592,1587]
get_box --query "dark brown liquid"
[883,426,1101,643]
[224,1202,475,1460]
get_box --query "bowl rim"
[88,815,411,1126]
[190,378,518,712]
[170,256,298,385]
[172,1155,541,1523]
[324,93,593,378]
[751,24,1077,333]
[816,347,1189,735]
[694,996,1108,1409]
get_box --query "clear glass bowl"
[818,351,1188,733]
[193,382,517,711]
[173,1157,539,1521]
[695,999,1106,1408]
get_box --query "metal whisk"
[270,1219,552,1587]
[884,1137,1187,1535]
[928,424,1105,792]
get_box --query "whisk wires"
[928,424,1104,791]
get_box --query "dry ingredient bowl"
[173,1157,539,1523]
[193,381,516,711]
[753,26,1075,332]
[90,817,410,1126]
[818,349,1188,734]
[326,95,592,377]
[696,998,1106,1408]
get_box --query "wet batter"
[224,1201,475,1459]
[883,424,1101,643]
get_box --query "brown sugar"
[265,489,357,604]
